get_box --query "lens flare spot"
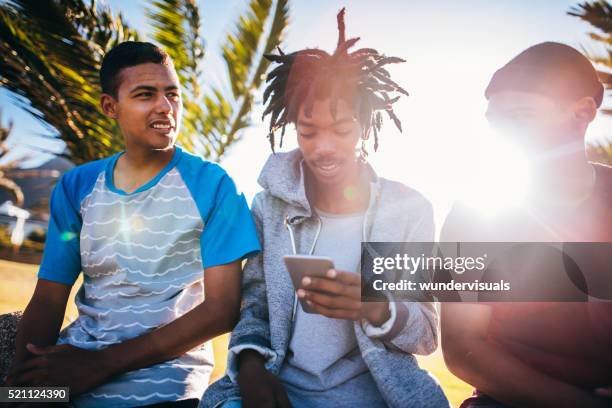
[461,135,531,217]
[60,231,77,242]
[344,185,357,201]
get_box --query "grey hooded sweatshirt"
[201,149,450,408]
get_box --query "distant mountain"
[0,156,73,221]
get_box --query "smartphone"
[283,255,335,313]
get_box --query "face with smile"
[100,62,182,151]
[296,97,363,189]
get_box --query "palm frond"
[217,0,289,156]
[2,0,289,164]
[147,0,205,154]
[147,0,204,99]
[569,1,612,39]
[568,2,612,91]
[148,0,289,160]
[0,0,138,164]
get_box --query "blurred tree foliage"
[0,0,289,164]
[569,1,612,163]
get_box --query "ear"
[571,96,597,125]
[100,93,118,119]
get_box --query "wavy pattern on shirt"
[59,167,213,408]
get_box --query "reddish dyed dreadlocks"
[262,8,409,156]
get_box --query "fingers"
[10,357,49,377]
[5,357,49,384]
[299,290,361,311]
[298,270,363,320]
[26,343,69,355]
[305,300,361,320]
[10,368,49,387]
[325,269,361,285]
[26,344,49,355]
[301,275,360,299]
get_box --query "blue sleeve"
[177,152,260,269]
[38,159,107,285]
[201,173,261,268]
[38,175,83,285]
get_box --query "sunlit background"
[1,0,610,230]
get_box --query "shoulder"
[440,201,522,241]
[175,147,230,188]
[378,177,433,214]
[56,157,110,205]
[251,189,289,210]
[61,157,108,185]
[250,190,272,215]
[249,190,292,224]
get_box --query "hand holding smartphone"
[283,255,335,313]
[284,255,389,323]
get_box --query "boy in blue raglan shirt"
[4,41,260,407]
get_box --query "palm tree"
[0,0,289,164]
[568,1,612,115]
[569,1,612,164]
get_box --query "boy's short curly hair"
[100,41,172,98]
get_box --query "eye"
[167,92,181,100]
[136,92,153,98]
[298,127,316,138]
[335,129,353,136]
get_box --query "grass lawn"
[0,259,472,407]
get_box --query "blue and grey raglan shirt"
[38,145,260,408]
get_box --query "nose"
[155,95,173,114]
[314,131,338,155]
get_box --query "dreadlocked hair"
[262,7,409,157]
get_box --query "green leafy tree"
[0,0,289,164]
[569,1,612,114]
[569,1,612,164]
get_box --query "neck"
[306,162,370,214]
[122,142,175,172]
[529,144,594,207]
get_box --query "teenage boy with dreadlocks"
[203,9,449,408]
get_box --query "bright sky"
[1,0,611,227]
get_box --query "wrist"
[365,302,391,326]
[238,349,266,374]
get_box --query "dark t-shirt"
[441,163,612,389]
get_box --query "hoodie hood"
[257,149,311,214]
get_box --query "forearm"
[102,299,236,376]
[444,338,608,408]
[13,297,66,366]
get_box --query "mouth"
[312,159,342,176]
[148,119,175,134]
